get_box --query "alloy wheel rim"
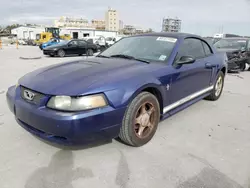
[59,50,64,56]
[215,76,223,96]
[88,50,93,55]
[134,102,157,139]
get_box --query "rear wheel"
[58,49,65,57]
[205,71,225,101]
[239,62,246,71]
[86,49,94,56]
[119,92,160,147]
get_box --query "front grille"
[20,86,45,105]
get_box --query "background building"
[11,26,45,40]
[122,25,144,35]
[161,17,181,32]
[119,20,124,31]
[105,8,119,31]
[91,19,106,30]
[55,16,90,28]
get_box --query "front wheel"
[57,49,65,57]
[205,71,225,101]
[239,62,246,71]
[119,92,160,147]
[86,49,93,56]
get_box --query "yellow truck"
[35,27,71,45]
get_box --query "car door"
[65,40,79,55]
[169,37,213,104]
[77,40,87,54]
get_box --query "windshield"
[99,36,177,62]
[214,38,247,50]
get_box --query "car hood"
[19,57,152,96]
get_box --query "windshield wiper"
[110,54,150,64]
[96,54,110,58]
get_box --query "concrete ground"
[0,45,250,188]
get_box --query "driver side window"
[175,38,206,62]
[69,41,78,46]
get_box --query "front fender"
[104,76,165,109]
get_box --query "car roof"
[130,32,202,40]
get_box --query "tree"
[4,24,22,34]
[145,28,153,33]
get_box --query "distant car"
[43,39,98,57]
[26,39,37,46]
[39,38,65,50]
[83,36,108,51]
[214,37,250,72]
[18,39,27,45]
[106,36,124,46]
[6,32,227,147]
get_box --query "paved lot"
[0,46,250,188]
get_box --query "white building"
[55,16,90,28]
[162,17,181,32]
[11,26,118,40]
[11,26,45,40]
[60,27,118,39]
[105,8,119,31]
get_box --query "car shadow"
[24,150,94,188]
[29,132,113,150]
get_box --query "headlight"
[47,94,107,111]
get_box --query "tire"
[239,62,246,71]
[119,92,160,147]
[86,49,94,56]
[205,71,225,101]
[100,46,106,52]
[58,49,65,57]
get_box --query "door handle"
[205,63,216,69]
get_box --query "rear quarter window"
[202,41,213,56]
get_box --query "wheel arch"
[126,83,165,115]
[220,66,226,75]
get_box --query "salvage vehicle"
[83,36,108,52]
[6,32,227,147]
[39,38,65,50]
[43,39,98,57]
[214,37,250,72]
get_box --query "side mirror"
[177,56,195,65]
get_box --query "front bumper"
[6,86,126,145]
[43,50,57,56]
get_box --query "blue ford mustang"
[6,32,227,147]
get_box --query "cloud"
[1,0,250,36]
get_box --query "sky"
[1,0,250,36]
